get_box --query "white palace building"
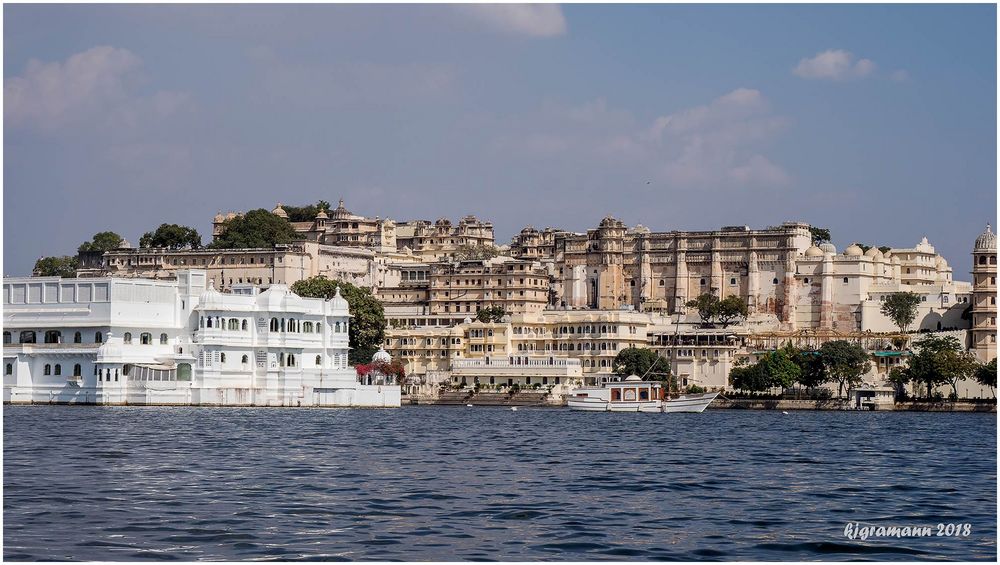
[2,270,400,407]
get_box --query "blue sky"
[4,4,996,276]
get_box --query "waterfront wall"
[711,398,996,412]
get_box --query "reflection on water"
[3,406,996,561]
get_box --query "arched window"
[207,317,214,328]
[74,331,82,344]
[303,321,313,333]
[289,319,296,333]
[5,363,12,375]
[980,256,987,265]
[73,364,82,376]
[270,318,279,331]
[95,331,103,344]
[3,331,10,344]
[160,333,168,344]
[228,319,239,331]
[123,332,132,344]
[123,364,132,376]
[20,331,36,344]
[279,352,286,367]
[44,330,61,344]
[241,354,249,364]
[316,322,322,333]
[241,320,248,331]
[315,355,322,366]
[335,321,341,333]
[44,364,52,376]
[288,354,296,367]
[140,332,152,345]
[220,353,226,364]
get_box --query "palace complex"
[14,200,996,402]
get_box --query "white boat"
[567,375,719,413]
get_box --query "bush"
[687,385,706,394]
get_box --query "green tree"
[880,292,922,334]
[77,231,124,254]
[716,295,748,327]
[283,200,332,222]
[887,367,910,400]
[139,223,202,249]
[878,246,892,254]
[452,244,501,261]
[613,347,671,379]
[906,335,977,400]
[788,346,827,389]
[818,340,871,397]
[475,305,507,323]
[290,276,386,364]
[686,293,720,327]
[809,226,831,245]
[210,209,303,249]
[854,242,872,253]
[730,347,801,392]
[975,359,997,398]
[33,255,79,278]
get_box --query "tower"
[970,224,997,362]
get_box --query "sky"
[4,3,997,277]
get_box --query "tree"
[139,223,202,250]
[818,340,871,397]
[716,296,748,327]
[283,200,332,222]
[878,246,892,254]
[77,231,124,254]
[730,347,800,392]
[887,367,910,400]
[854,243,872,253]
[453,244,501,261]
[974,359,997,398]
[788,346,827,389]
[613,347,671,379]
[355,359,406,385]
[880,292,922,334]
[907,335,977,400]
[209,209,303,249]
[809,226,831,245]
[686,293,720,327]
[33,256,79,278]
[290,276,386,364]
[476,306,507,323]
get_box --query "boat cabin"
[605,375,665,402]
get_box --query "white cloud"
[5,45,188,133]
[793,49,876,81]
[456,4,567,37]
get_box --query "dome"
[271,203,288,218]
[624,375,642,382]
[372,348,391,363]
[819,242,837,254]
[864,246,880,257]
[975,223,996,251]
[804,246,824,257]
[315,209,328,220]
[632,224,651,234]
[213,212,224,223]
[844,244,864,257]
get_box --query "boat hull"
[662,391,720,413]
[566,390,720,413]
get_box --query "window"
[73,364,81,376]
[5,363,11,375]
[74,331,82,344]
[44,330,61,344]
[316,355,322,366]
[220,353,226,364]
[44,364,51,376]
[242,320,248,331]
[140,332,152,345]
[288,354,296,367]
[160,333,168,344]
[843,277,849,284]
[3,331,10,344]
[95,331,103,344]
[700,278,706,286]
[730,278,736,285]
[316,322,322,333]
[270,318,279,332]
[773,278,779,285]
[242,354,249,364]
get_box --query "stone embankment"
[407,390,562,406]
[712,398,996,412]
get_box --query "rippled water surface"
[3,405,996,561]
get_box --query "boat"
[567,375,719,413]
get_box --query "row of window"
[5,330,105,345]
[41,363,83,376]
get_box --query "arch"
[241,354,249,364]
[207,317,213,328]
[288,354,296,367]
[3,331,10,344]
[315,355,322,366]
[241,320,248,331]
[140,332,152,345]
[123,332,133,344]
[316,322,322,333]
[74,331,82,344]
[220,352,227,364]
[73,364,82,376]
[5,363,12,375]
[270,318,279,331]
[123,364,132,376]
[44,330,61,344]
[177,363,192,381]
[160,333,168,344]
[279,352,286,367]
[303,321,314,333]
[44,364,52,376]
[979,256,987,265]
[95,331,103,344]
[228,319,239,331]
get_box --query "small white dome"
[819,242,837,254]
[372,348,391,363]
[804,246,824,257]
[864,246,880,257]
[624,375,642,382]
[844,244,864,257]
[975,223,996,251]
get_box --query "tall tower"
[595,216,626,309]
[971,224,996,362]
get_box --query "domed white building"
[971,224,997,362]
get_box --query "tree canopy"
[975,359,997,397]
[809,226,831,245]
[33,256,79,278]
[613,347,671,380]
[290,276,386,364]
[453,244,501,261]
[139,223,202,250]
[283,200,332,222]
[475,305,507,323]
[209,209,303,249]
[905,334,977,399]
[716,295,748,328]
[880,292,922,334]
[729,346,801,392]
[77,231,124,254]
[686,293,720,327]
[817,340,871,397]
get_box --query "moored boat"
[567,375,719,413]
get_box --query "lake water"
[3,405,996,561]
